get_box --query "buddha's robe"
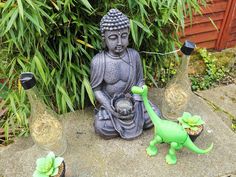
[90,48,161,140]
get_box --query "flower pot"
[185,125,204,142]
[55,161,66,177]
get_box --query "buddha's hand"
[116,108,134,120]
[118,107,134,116]
[110,108,133,120]
[111,93,134,119]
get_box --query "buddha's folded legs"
[94,107,119,139]
[94,102,161,139]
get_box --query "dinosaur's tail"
[183,136,213,154]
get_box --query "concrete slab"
[0,88,236,177]
[196,84,236,130]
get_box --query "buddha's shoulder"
[127,48,140,60]
[91,51,105,64]
[92,51,104,60]
[127,48,139,55]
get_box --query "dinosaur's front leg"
[146,135,162,156]
[165,142,179,165]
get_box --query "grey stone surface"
[196,84,236,129]
[0,88,236,177]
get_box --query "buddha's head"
[100,9,130,56]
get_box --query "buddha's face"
[104,28,129,57]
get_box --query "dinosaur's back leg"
[165,142,181,165]
[146,135,162,156]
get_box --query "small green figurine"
[131,85,213,165]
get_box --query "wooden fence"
[181,0,236,50]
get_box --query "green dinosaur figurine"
[131,85,213,165]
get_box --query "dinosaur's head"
[131,85,148,96]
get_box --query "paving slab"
[0,88,236,177]
[196,84,236,129]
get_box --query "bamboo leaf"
[132,20,152,36]
[0,7,16,29]
[4,122,9,142]
[150,0,158,14]
[43,44,59,64]
[76,39,95,49]
[25,0,35,9]
[130,19,138,46]
[81,83,85,109]
[2,0,14,12]
[50,0,59,11]
[61,96,67,113]
[24,11,44,34]
[16,0,24,19]
[4,9,18,34]
[0,2,5,8]
[80,0,93,11]
[57,86,74,112]
[209,17,219,32]
[147,72,158,88]
[83,77,95,106]
[33,54,46,84]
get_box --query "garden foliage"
[0,0,206,142]
[190,48,227,91]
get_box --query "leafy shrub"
[0,0,206,142]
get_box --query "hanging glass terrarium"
[20,72,67,155]
[161,41,196,120]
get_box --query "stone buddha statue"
[90,9,161,140]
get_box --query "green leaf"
[43,44,59,64]
[25,0,35,9]
[130,19,138,46]
[80,0,93,11]
[24,11,44,34]
[81,83,85,109]
[57,86,74,112]
[147,72,158,88]
[150,0,158,14]
[132,20,152,36]
[196,119,205,125]
[16,0,24,19]
[83,77,95,106]
[182,112,191,119]
[36,158,48,172]
[4,8,18,34]
[51,168,59,176]
[33,53,46,84]
[45,167,53,176]
[182,122,191,129]
[47,152,55,159]
[33,170,48,177]
[0,2,5,8]
[53,157,63,168]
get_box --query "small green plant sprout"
[178,112,205,131]
[33,152,64,177]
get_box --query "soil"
[54,162,65,177]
